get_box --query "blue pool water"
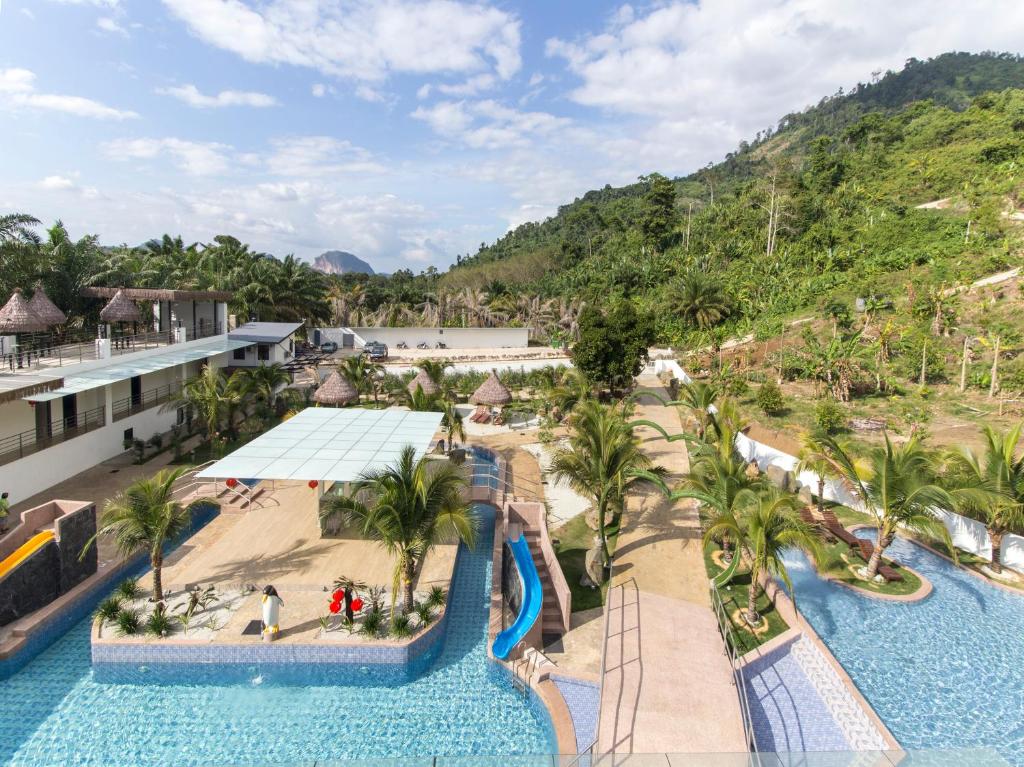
[785,529,1024,762]
[470,446,500,490]
[0,503,555,766]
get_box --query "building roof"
[312,371,359,405]
[0,289,49,333]
[470,371,512,406]
[28,285,66,326]
[81,287,234,302]
[196,407,442,483]
[407,369,440,397]
[99,290,142,323]
[228,321,303,344]
[22,337,253,402]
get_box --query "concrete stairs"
[522,529,566,638]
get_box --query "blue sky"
[2,1,1022,272]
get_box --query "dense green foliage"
[571,302,656,389]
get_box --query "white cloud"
[412,99,570,149]
[50,0,120,6]
[157,83,278,108]
[354,84,387,103]
[265,136,385,177]
[161,0,521,82]
[102,137,231,175]
[311,83,328,98]
[416,84,433,100]
[38,175,76,191]
[96,16,128,36]
[435,73,497,97]
[0,67,138,120]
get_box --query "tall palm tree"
[941,424,1024,573]
[672,268,733,330]
[320,446,477,613]
[673,381,719,440]
[705,488,822,625]
[337,355,381,405]
[236,363,292,413]
[164,366,236,440]
[797,430,840,516]
[83,468,209,602]
[820,433,959,579]
[550,401,663,571]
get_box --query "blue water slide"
[492,533,543,660]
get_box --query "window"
[233,347,246,361]
[257,344,270,361]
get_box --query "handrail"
[709,583,761,763]
[112,381,183,422]
[0,404,107,467]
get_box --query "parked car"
[320,341,339,354]
[363,341,388,361]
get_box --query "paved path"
[597,377,747,754]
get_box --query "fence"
[111,381,183,422]
[0,404,107,468]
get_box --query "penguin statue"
[261,585,283,641]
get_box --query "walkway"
[597,377,747,754]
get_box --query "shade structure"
[0,289,48,333]
[313,371,359,406]
[28,284,66,326]
[407,369,440,397]
[470,371,512,406]
[99,289,142,323]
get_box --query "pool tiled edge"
[550,673,600,754]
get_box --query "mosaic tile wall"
[551,674,600,753]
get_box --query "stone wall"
[55,503,98,593]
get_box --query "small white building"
[226,322,303,367]
[315,326,529,350]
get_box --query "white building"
[314,326,530,350]
[0,319,301,504]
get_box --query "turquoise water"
[785,530,1024,763]
[0,503,555,766]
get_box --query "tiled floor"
[743,636,887,752]
[552,674,600,753]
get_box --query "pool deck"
[598,377,748,755]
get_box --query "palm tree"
[84,468,208,602]
[820,433,959,579]
[164,366,236,440]
[337,355,380,405]
[673,381,719,440]
[439,399,465,451]
[550,401,663,572]
[797,329,866,402]
[672,268,733,330]
[320,446,477,613]
[236,363,292,413]
[705,488,822,625]
[941,424,1024,573]
[797,431,839,516]
[416,359,450,390]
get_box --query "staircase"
[522,528,568,640]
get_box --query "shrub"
[94,597,123,636]
[390,613,414,638]
[360,609,385,637]
[145,604,174,638]
[426,586,447,608]
[755,381,786,416]
[414,602,433,627]
[116,577,142,601]
[115,608,142,636]
[815,399,846,434]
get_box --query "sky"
[2,1,1023,273]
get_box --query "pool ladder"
[510,650,537,696]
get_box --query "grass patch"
[703,541,788,654]
[818,538,924,596]
[551,514,619,613]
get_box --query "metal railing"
[112,381,183,422]
[709,583,761,763]
[0,404,107,467]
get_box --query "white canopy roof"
[196,407,442,483]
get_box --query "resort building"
[315,325,530,350]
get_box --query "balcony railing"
[0,404,106,468]
[112,382,183,422]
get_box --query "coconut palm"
[236,363,292,413]
[338,355,385,406]
[673,381,719,440]
[941,424,1024,573]
[797,430,839,516]
[84,468,209,603]
[705,488,822,625]
[550,401,663,571]
[320,446,477,613]
[819,433,959,579]
[672,268,733,330]
[164,365,237,440]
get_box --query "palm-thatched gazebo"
[0,289,48,333]
[313,371,360,406]
[28,284,66,327]
[407,369,440,398]
[470,371,512,407]
[99,289,142,343]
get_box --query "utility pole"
[959,336,970,393]
[989,336,1001,399]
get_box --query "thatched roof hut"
[28,284,66,326]
[313,371,359,406]
[0,289,48,333]
[99,289,141,323]
[407,369,440,397]
[470,371,512,406]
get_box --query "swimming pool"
[469,446,501,490]
[0,503,556,766]
[784,529,1024,763]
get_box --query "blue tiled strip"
[551,674,600,753]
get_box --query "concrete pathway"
[597,377,747,754]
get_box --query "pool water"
[0,503,555,766]
[784,529,1024,763]
[469,446,501,490]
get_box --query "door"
[131,375,142,408]
[62,393,78,432]
[34,401,52,444]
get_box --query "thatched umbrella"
[470,371,512,406]
[313,371,359,406]
[0,289,48,333]
[99,289,142,323]
[28,284,66,326]
[407,369,440,397]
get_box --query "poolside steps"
[522,530,568,638]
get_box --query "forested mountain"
[438,51,1024,344]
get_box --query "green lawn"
[551,514,619,613]
[817,537,924,596]
[702,542,789,654]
